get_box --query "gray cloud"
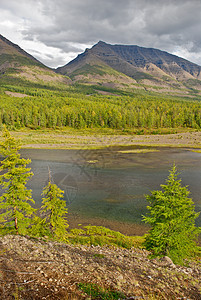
[33,52,69,68]
[1,0,201,67]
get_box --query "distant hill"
[57,41,201,95]
[0,34,70,87]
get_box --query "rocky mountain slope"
[0,34,70,87]
[57,41,201,95]
[0,235,200,299]
[1,34,201,95]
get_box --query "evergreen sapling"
[41,171,69,242]
[0,127,35,235]
[143,164,201,264]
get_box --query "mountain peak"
[97,40,107,45]
[57,41,201,93]
[92,40,109,49]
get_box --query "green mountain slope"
[0,34,71,88]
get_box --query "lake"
[10,146,200,235]
[1,146,201,235]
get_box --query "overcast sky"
[0,0,201,68]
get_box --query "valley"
[1,0,201,296]
[1,34,201,147]
[0,34,201,300]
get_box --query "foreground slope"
[0,235,200,299]
[0,34,70,87]
[57,41,201,95]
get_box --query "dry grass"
[0,128,201,150]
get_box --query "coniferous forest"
[1,83,201,131]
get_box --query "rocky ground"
[0,235,200,299]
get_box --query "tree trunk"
[14,206,18,235]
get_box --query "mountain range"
[57,41,201,95]
[1,34,201,95]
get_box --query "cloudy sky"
[0,0,201,68]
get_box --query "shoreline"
[67,213,149,236]
[1,130,201,150]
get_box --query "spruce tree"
[143,164,201,264]
[0,127,35,235]
[41,172,69,242]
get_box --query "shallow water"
[12,146,201,232]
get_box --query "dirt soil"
[0,235,200,300]
[5,91,29,98]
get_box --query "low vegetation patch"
[77,282,126,299]
[118,149,159,154]
[68,225,144,249]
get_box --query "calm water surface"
[17,146,201,232]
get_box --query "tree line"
[1,87,201,130]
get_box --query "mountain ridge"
[0,34,71,87]
[0,34,46,68]
[56,41,201,95]
[1,34,201,94]
[58,40,201,79]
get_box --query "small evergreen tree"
[41,173,69,242]
[0,127,35,235]
[143,164,201,264]
[28,214,49,238]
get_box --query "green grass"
[118,149,160,154]
[0,72,70,90]
[93,253,105,258]
[130,71,154,81]
[68,225,145,249]
[77,282,125,299]
[70,64,109,78]
[69,63,126,79]
[0,53,43,68]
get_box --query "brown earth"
[13,66,71,85]
[0,235,200,300]
[5,91,29,98]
